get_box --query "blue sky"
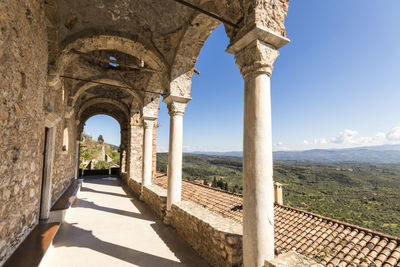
[84,0,400,151]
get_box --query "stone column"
[74,140,80,179]
[128,112,143,182]
[142,118,156,187]
[120,128,128,174]
[228,28,288,266]
[120,149,126,173]
[163,96,190,210]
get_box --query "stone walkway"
[40,176,209,267]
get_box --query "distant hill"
[193,144,400,163]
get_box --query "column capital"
[142,117,157,129]
[235,40,279,78]
[163,95,191,116]
[227,25,289,78]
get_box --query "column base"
[163,210,173,225]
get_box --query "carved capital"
[167,101,187,116]
[234,40,279,78]
[142,118,156,129]
[163,95,191,117]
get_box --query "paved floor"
[40,176,209,267]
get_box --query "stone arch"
[142,73,163,118]
[169,4,221,97]
[49,34,168,86]
[70,77,143,109]
[76,98,130,136]
[77,97,130,123]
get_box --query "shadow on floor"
[55,176,209,267]
[119,181,210,267]
[53,223,186,267]
[81,175,120,186]
[73,198,154,222]
[80,186,128,198]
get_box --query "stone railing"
[122,177,244,266]
[141,184,167,219]
[170,201,243,266]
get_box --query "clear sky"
[84,0,400,151]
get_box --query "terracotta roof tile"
[154,174,400,266]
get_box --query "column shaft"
[142,122,154,186]
[243,72,274,266]
[167,113,183,210]
[74,140,80,179]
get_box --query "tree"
[217,179,223,189]
[212,177,217,188]
[94,160,111,170]
[223,182,228,191]
[98,135,104,144]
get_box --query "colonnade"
[132,26,288,267]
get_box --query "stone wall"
[127,177,142,199]
[0,0,47,264]
[51,117,77,205]
[128,116,143,181]
[142,185,167,219]
[171,202,243,267]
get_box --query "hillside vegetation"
[79,133,120,169]
[156,153,400,237]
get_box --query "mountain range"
[192,144,400,163]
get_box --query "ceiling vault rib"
[70,49,161,73]
[60,75,164,96]
[171,0,239,28]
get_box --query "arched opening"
[79,115,121,176]
[156,24,243,191]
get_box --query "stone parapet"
[171,201,243,267]
[141,185,167,220]
[126,177,142,199]
[120,177,244,267]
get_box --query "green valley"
[156,153,400,237]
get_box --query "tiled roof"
[154,174,400,267]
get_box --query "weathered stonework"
[142,185,167,219]
[128,118,144,181]
[234,40,280,78]
[171,201,244,267]
[51,117,77,205]
[0,0,47,264]
[127,177,142,199]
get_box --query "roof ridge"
[182,179,243,197]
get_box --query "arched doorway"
[79,115,121,176]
